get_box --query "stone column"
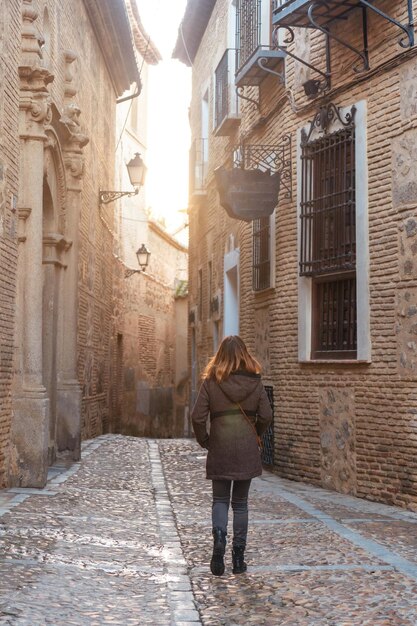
[55,52,89,460]
[10,0,54,487]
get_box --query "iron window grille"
[236,0,262,71]
[189,138,208,196]
[253,216,271,291]
[215,49,239,132]
[313,273,357,358]
[300,110,357,359]
[261,385,274,466]
[215,50,230,128]
[300,126,356,277]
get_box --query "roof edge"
[127,0,162,65]
[83,0,140,96]
[172,0,216,66]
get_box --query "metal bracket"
[236,86,260,110]
[256,57,285,84]
[99,188,138,205]
[233,134,292,200]
[272,25,331,95]
[358,0,414,49]
[308,1,369,73]
[124,268,142,278]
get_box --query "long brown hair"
[202,335,261,382]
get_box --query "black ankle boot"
[210,527,226,576]
[232,545,247,574]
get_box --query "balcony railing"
[273,0,292,9]
[214,49,240,136]
[236,0,262,71]
[236,0,286,88]
[272,0,363,27]
[189,138,208,197]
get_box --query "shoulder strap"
[219,386,262,449]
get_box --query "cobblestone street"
[0,435,417,625]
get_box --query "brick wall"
[37,0,118,440]
[118,223,188,438]
[0,0,20,487]
[188,0,417,509]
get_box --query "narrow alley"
[1,436,416,625]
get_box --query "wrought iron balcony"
[272,1,414,47]
[271,0,414,95]
[235,46,286,89]
[189,138,208,197]
[214,49,240,137]
[236,0,286,88]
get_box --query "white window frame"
[297,100,371,362]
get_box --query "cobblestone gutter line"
[257,478,417,582]
[0,436,108,519]
[148,441,203,626]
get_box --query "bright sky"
[135,0,191,241]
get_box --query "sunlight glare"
[135,0,191,240]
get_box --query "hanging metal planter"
[214,166,281,222]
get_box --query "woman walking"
[191,335,273,576]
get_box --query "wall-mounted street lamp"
[99,153,147,205]
[124,243,151,278]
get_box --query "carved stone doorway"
[42,140,67,466]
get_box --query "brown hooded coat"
[191,371,273,481]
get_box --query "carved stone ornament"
[43,232,72,267]
[19,0,54,137]
[64,154,85,180]
[64,50,78,100]
[17,207,32,243]
[60,103,81,131]
[21,0,42,63]
[19,65,54,94]
[60,104,89,181]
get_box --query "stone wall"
[187,0,417,509]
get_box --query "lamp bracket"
[99,188,138,205]
[124,268,142,278]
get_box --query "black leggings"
[212,479,251,547]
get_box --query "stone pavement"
[0,436,417,625]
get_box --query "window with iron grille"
[215,50,229,129]
[253,216,271,291]
[236,0,262,69]
[198,269,203,322]
[300,125,357,359]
